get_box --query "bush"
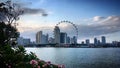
[0,45,64,68]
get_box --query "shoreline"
[24,47,120,48]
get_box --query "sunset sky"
[1,0,120,43]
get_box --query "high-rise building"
[17,37,24,46]
[54,26,60,44]
[66,36,70,44]
[81,41,84,44]
[23,39,31,45]
[42,34,48,44]
[70,38,74,44]
[70,36,77,44]
[36,31,49,44]
[46,34,49,44]
[86,39,90,45]
[98,40,101,44]
[94,37,98,45]
[36,31,42,44]
[60,32,67,44]
[73,36,77,44]
[101,36,106,44]
[17,37,31,46]
[48,37,54,44]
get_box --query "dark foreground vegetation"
[0,1,64,68]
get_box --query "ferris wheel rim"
[56,20,78,39]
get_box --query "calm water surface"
[26,48,120,68]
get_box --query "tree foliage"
[0,0,23,24]
[0,0,22,46]
[0,1,62,68]
[0,22,19,45]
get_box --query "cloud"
[18,15,120,41]
[18,24,53,33]
[17,23,54,41]
[15,0,49,16]
[93,16,105,22]
[18,26,53,41]
[80,16,120,38]
[14,1,48,16]
[0,0,49,16]
[22,7,48,16]
[54,15,120,39]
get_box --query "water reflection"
[26,48,120,68]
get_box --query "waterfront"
[26,48,120,68]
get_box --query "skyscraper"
[36,31,42,44]
[48,37,54,44]
[71,36,77,44]
[73,36,77,44]
[42,34,48,44]
[70,38,74,44]
[60,32,67,44]
[94,37,98,45]
[66,36,70,44]
[17,37,31,46]
[46,34,49,44]
[101,36,106,44]
[36,31,49,44]
[54,26,60,44]
[86,39,90,45]
[98,40,101,44]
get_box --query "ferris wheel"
[56,20,78,39]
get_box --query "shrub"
[0,45,64,68]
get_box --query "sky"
[1,0,120,43]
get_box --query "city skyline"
[18,29,119,45]
[35,26,77,45]
[1,1,120,68]
[1,0,119,43]
[35,26,107,44]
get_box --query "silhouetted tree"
[0,22,19,45]
[0,0,23,46]
[0,0,23,24]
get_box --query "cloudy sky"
[1,0,120,43]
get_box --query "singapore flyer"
[56,20,78,40]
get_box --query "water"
[26,48,120,68]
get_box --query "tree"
[0,1,61,68]
[0,0,23,46]
[0,22,19,45]
[0,0,23,24]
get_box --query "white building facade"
[54,26,60,44]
